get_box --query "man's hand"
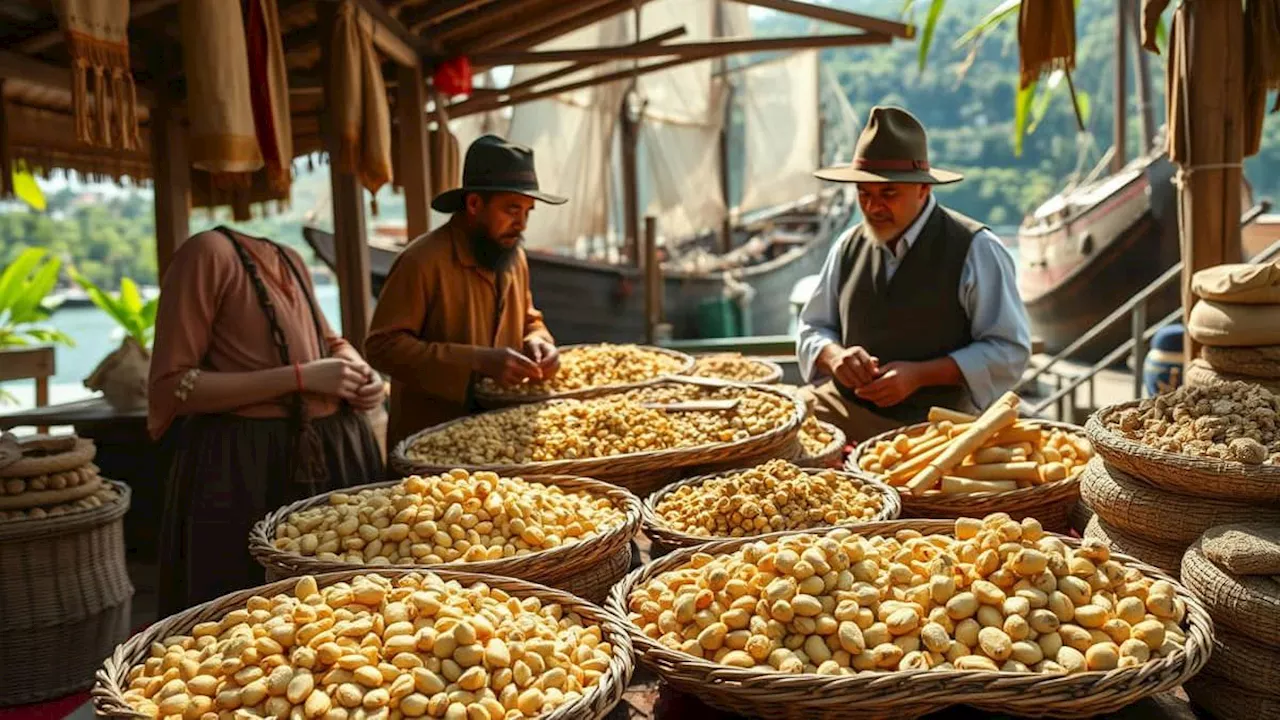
[475,347,543,386]
[524,337,560,379]
[350,373,387,411]
[855,361,923,408]
[819,344,880,389]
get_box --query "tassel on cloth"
[1017,0,1076,90]
[59,0,140,152]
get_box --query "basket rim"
[605,518,1214,714]
[92,567,635,720]
[640,463,901,551]
[248,472,643,579]
[0,436,96,478]
[1085,400,1280,479]
[796,419,846,464]
[845,418,1090,502]
[685,354,785,385]
[392,377,807,478]
[472,344,696,406]
[0,479,131,541]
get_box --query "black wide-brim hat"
[814,105,963,185]
[431,134,568,213]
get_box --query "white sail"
[737,50,822,215]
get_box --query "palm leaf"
[0,248,48,315]
[71,270,132,332]
[25,328,76,347]
[8,256,61,326]
[119,277,143,315]
[1014,79,1038,156]
[954,0,1020,49]
[1027,69,1065,135]
[11,165,46,212]
[1155,15,1168,53]
[916,0,948,72]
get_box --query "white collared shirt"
[795,195,1033,410]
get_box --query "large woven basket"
[640,466,900,556]
[1085,401,1280,503]
[848,420,1087,532]
[473,344,695,409]
[795,420,847,469]
[606,519,1214,720]
[1199,626,1280,695]
[1182,538,1280,647]
[685,354,785,385]
[0,481,134,706]
[1084,515,1187,578]
[249,474,641,603]
[1185,674,1280,720]
[93,568,634,720]
[391,377,806,497]
[1186,357,1280,395]
[1080,457,1280,545]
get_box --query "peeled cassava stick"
[940,477,1019,494]
[949,461,1041,482]
[904,392,1021,493]
[971,446,1015,464]
[885,440,952,486]
[988,423,1044,447]
[928,407,977,424]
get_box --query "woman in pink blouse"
[148,226,384,614]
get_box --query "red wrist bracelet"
[294,362,304,392]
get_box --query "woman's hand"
[301,358,367,401]
[350,374,387,411]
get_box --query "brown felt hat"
[815,106,963,185]
[432,134,568,213]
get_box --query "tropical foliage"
[0,248,75,349]
[68,269,159,349]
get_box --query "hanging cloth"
[1139,0,1172,54]
[180,0,264,179]
[54,0,141,150]
[245,0,294,193]
[330,1,394,199]
[1016,0,1076,89]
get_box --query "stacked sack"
[1186,260,1280,395]
[1181,523,1280,719]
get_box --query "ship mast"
[1112,0,1127,172]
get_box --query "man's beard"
[863,220,897,246]
[469,228,522,271]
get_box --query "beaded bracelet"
[174,367,202,402]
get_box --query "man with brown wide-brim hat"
[795,106,1031,441]
[365,134,567,450]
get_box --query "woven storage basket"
[0,481,134,706]
[640,466,900,557]
[686,354,784,385]
[606,518,1214,720]
[1182,539,1280,647]
[848,420,1087,532]
[1068,500,1095,536]
[392,378,806,498]
[1185,674,1280,720]
[1201,345,1280,379]
[0,436,96,478]
[1080,457,1280,545]
[795,420,847,469]
[1086,402,1280,503]
[94,567,633,720]
[1084,515,1187,577]
[473,344,695,409]
[1200,626,1280,695]
[249,474,642,603]
[1186,357,1280,395]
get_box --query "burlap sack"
[1192,261,1280,304]
[1187,299,1280,347]
[1083,515,1188,577]
[1186,358,1280,395]
[1202,522,1280,576]
[1202,344,1280,379]
[1182,540,1280,646]
[1185,674,1280,720]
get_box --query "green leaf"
[1074,89,1092,125]
[1014,79,1038,156]
[916,0,948,72]
[0,248,48,315]
[72,271,132,332]
[119,277,143,315]
[954,0,1020,49]
[140,298,159,335]
[1027,69,1064,135]
[1156,15,1168,53]
[0,388,17,406]
[25,328,76,347]
[7,256,61,326]
[11,166,46,212]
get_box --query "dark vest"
[836,204,986,423]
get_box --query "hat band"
[463,170,538,185]
[854,158,931,171]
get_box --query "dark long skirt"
[157,407,383,615]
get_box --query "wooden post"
[621,89,641,265]
[150,86,190,281]
[1112,0,1127,173]
[397,62,432,239]
[716,1,733,255]
[1128,0,1154,154]
[1177,0,1246,365]
[643,215,660,344]
[319,3,372,351]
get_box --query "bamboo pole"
[644,216,660,344]
[491,26,687,97]
[622,92,641,267]
[1127,0,1155,154]
[725,0,913,39]
[469,32,891,67]
[469,0,643,70]
[1112,0,1127,173]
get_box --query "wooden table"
[0,396,172,561]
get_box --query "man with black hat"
[796,106,1031,441]
[365,134,567,449]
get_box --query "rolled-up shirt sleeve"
[796,229,850,383]
[949,229,1033,409]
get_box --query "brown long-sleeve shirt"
[364,217,553,451]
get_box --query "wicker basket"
[473,344,695,409]
[1068,499,1095,536]
[1085,402,1280,503]
[1080,457,1280,545]
[847,420,1088,532]
[605,519,1214,720]
[686,354,785,385]
[795,420,847,469]
[391,377,806,498]
[249,474,641,603]
[1084,515,1187,578]
[1182,539,1280,647]
[1200,626,1280,695]
[0,481,134,706]
[1186,357,1280,395]
[640,466,900,556]
[94,567,633,720]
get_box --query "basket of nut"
[249,470,641,603]
[1085,381,1280,503]
[93,569,634,720]
[847,394,1092,532]
[686,353,784,384]
[473,343,694,408]
[392,377,806,497]
[795,416,846,468]
[640,459,899,556]
[606,513,1214,720]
